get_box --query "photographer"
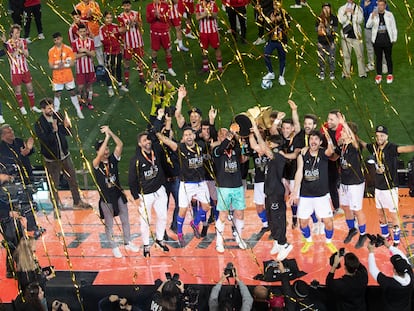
[208,263,253,311]
[367,239,414,311]
[146,70,175,125]
[0,166,25,278]
[150,274,186,311]
[325,250,368,311]
[0,124,44,240]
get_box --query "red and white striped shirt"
[6,38,30,74]
[72,37,95,74]
[169,2,181,19]
[117,11,144,49]
[99,23,122,55]
[196,1,219,34]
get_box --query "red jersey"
[196,1,219,34]
[117,11,144,49]
[72,37,96,74]
[169,2,180,19]
[6,38,30,74]
[99,23,122,55]
[69,23,90,44]
[24,0,41,7]
[146,2,170,32]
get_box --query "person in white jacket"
[366,0,397,84]
[338,0,367,78]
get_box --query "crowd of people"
[1,0,400,121]
[0,0,410,310]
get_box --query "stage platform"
[1,189,414,309]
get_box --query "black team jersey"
[300,148,330,197]
[282,134,301,180]
[366,142,399,190]
[339,143,364,185]
[264,151,286,197]
[128,146,166,198]
[252,150,270,183]
[213,138,242,188]
[178,142,206,183]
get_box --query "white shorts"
[375,187,398,213]
[339,182,365,211]
[178,181,210,208]
[253,182,265,205]
[93,35,102,48]
[206,180,217,201]
[53,80,76,92]
[297,194,333,219]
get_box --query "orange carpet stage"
[1,189,414,305]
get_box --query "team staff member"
[128,132,169,257]
[34,98,91,214]
[360,125,414,246]
[290,130,336,254]
[93,126,139,258]
[156,126,211,247]
[213,128,247,253]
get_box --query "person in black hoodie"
[325,251,368,311]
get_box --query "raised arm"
[174,85,187,129]
[288,100,301,134]
[156,132,178,151]
[92,132,110,168]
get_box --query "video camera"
[367,234,385,247]
[224,262,234,277]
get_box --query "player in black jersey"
[157,127,211,247]
[128,132,170,257]
[250,123,293,260]
[290,130,337,254]
[213,128,247,253]
[360,125,414,246]
[93,126,139,258]
[335,118,367,249]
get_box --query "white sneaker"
[168,68,177,77]
[366,63,375,72]
[290,4,302,8]
[174,39,179,44]
[276,243,293,261]
[120,85,129,92]
[20,107,28,115]
[38,33,45,40]
[185,32,197,39]
[263,72,275,80]
[216,244,225,253]
[270,241,280,255]
[25,38,32,44]
[278,76,286,86]
[125,241,139,253]
[77,110,84,119]
[112,247,122,258]
[0,115,4,124]
[179,45,189,52]
[108,87,114,97]
[31,106,42,113]
[253,37,266,45]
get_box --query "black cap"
[375,125,388,135]
[52,32,62,39]
[188,107,202,116]
[322,2,331,7]
[391,255,410,274]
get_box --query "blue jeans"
[264,40,286,76]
